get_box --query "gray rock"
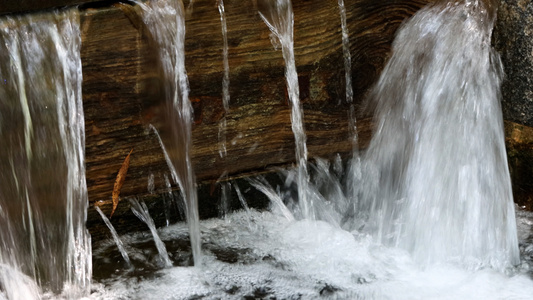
[494,0,533,127]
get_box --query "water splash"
[95,206,132,269]
[359,0,519,271]
[129,198,173,268]
[0,9,91,297]
[136,0,202,267]
[89,209,533,299]
[258,0,311,220]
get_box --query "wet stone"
[494,0,533,127]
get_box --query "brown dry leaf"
[110,148,133,218]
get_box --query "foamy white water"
[89,209,533,299]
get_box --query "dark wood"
[0,0,103,15]
[505,121,533,211]
[80,0,435,234]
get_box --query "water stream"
[0,8,91,299]
[216,0,232,217]
[1,0,532,299]
[87,0,533,298]
[135,0,202,267]
[95,206,133,269]
[358,0,519,271]
[258,0,312,220]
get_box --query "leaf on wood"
[111,148,133,218]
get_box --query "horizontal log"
[0,0,102,15]
[82,0,433,237]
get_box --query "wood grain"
[73,0,434,235]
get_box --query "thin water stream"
[135,0,202,267]
[258,0,312,220]
[95,206,133,269]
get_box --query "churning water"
[358,0,519,271]
[86,1,533,299]
[1,0,533,299]
[0,9,91,299]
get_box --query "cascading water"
[216,0,232,217]
[129,198,173,268]
[95,206,132,269]
[135,0,202,267]
[258,0,312,220]
[86,0,533,298]
[358,0,519,271]
[0,8,91,298]
[2,0,531,299]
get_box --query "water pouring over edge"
[358,0,519,271]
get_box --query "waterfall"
[217,0,232,216]
[258,0,312,220]
[360,0,519,271]
[135,0,202,267]
[0,8,91,298]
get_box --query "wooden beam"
[78,0,434,236]
[0,0,102,15]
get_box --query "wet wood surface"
[80,0,433,236]
[0,0,102,15]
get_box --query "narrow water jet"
[129,198,173,268]
[337,0,362,221]
[218,0,230,114]
[217,0,232,217]
[337,0,353,105]
[0,8,91,298]
[360,0,519,271]
[136,0,202,267]
[258,0,311,220]
[94,206,132,269]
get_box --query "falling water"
[216,0,232,217]
[359,0,519,271]
[94,206,132,269]
[258,0,312,220]
[337,0,353,105]
[136,0,202,267]
[87,1,533,298]
[129,198,173,268]
[218,0,230,114]
[0,8,91,298]
[336,0,362,217]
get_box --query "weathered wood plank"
[0,0,102,15]
[80,0,434,236]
